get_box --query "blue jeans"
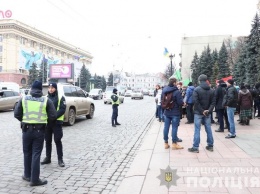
[163,115,180,143]
[157,105,163,121]
[227,107,236,136]
[193,114,214,149]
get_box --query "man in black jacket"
[41,83,66,167]
[215,80,228,132]
[223,79,238,138]
[188,74,216,153]
[14,81,56,186]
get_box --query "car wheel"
[104,101,107,104]
[121,99,124,103]
[68,108,76,126]
[86,104,94,119]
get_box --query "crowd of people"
[154,74,260,153]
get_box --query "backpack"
[161,92,174,110]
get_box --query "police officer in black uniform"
[111,88,121,127]
[41,82,66,167]
[14,80,56,186]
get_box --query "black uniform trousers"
[22,125,45,183]
[112,105,118,125]
[45,123,63,160]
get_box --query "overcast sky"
[1,0,259,76]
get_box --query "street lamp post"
[169,54,174,76]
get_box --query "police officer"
[14,80,56,186]
[111,88,121,127]
[41,82,66,167]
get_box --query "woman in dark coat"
[238,85,253,125]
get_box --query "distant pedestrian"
[14,81,56,186]
[238,85,253,125]
[111,88,121,127]
[41,83,66,167]
[154,85,160,118]
[188,74,216,153]
[215,80,227,132]
[183,82,194,124]
[223,79,238,138]
[155,86,163,122]
[162,76,184,150]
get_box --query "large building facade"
[180,35,236,81]
[113,71,168,90]
[0,19,93,86]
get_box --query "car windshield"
[106,87,115,92]
[89,89,100,94]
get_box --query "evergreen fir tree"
[28,63,39,86]
[107,73,113,86]
[218,42,230,79]
[245,13,260,86]
[101,76,107,91]
[234,45,248,86]
[38,60,47,83]
[191,51,200,86]
[211,62,219,88]
[80,64,91,91]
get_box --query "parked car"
[89,88,103,100]
[131,90,144,99]
[103,86,124,104]
[0,90,21,111]
[42,83,95,126]
[142,89,149,95]
[20,88,29,97]
[124,90,132,97]
[148,89,154,96]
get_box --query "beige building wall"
[181,35,234,81]
[0,19,93,86]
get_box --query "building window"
[0,45,2,52]
[0,57,2,63]
[21,78,26,84]
[39,43,43,50]
[0,34,2,42]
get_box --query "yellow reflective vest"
[22,95,48,124]
[56,96,64,121]
[111,94,120,105]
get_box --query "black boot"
[246,119,250,125]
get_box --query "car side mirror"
[86,93,89,97]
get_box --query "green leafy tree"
[28,63,39,86]
[107,72,113,86]
[218,42,230,79]
[191,51,200,86]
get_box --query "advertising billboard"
[49,64,73,79]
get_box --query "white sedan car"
[131,91,144,99]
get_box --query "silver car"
[42,83,95,126]
[131,91,144,99]
[89,88,103,100]
[0,90,21,111]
